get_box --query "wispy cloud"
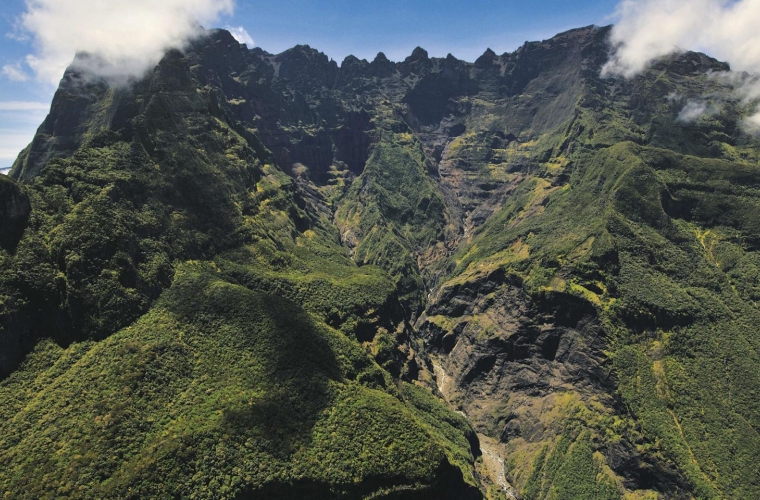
[677,101,709,123]
[15,0,238,85]
[0,140,33,167]
[604,0,760,132]
[2,64,29,82]
[0,101,50,111]
[226,26,254,47]
[677,101,717,123]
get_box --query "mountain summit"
[2,25,760,499]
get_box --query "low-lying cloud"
[666,93,722,124]
[678,101,710,123]
[12,0,238,85]
[603,0,760,132]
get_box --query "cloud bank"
[603,0,760,77]
[603,0,760,131]
[15,0,237,85]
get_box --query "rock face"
[0,175,32,375]
[3,24,760,500]
[0,176,30,251]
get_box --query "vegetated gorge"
[1,24,760,499]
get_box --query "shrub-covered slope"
[3,24,760,499]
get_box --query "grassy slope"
[0,264,476,498]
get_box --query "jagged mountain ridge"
[2,24,760,499]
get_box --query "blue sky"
[0,0,620,171]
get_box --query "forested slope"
[2,25,760,499]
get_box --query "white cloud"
[667,92,721,123]
[0,101,50,111]
[604,0,760,133]
[677,101,709,123]
[2,64,29,82]
[603,0,760,77]
[226,26,254,47]
[603,0,707,78]
[16,0,237,85]
[745,113,760,134]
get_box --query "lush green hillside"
[413,42,760,499]
[2,25,760,499]
[0,44,481,499]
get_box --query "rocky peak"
[190,29,252,75]
[474,48,497,69]
[335,55,371,87]
[408,46,430,62]
[401,46,433,76]
[275,44,339,87]
[369,51,396,78]
[205,28,246,49]
[340,54,369,71]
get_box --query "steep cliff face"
[0,175,30,251]
[408,41,760,498]
[3,24,760,499]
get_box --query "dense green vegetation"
[435,102,760,497]
[336,127,448,310]
[522,433,619,500]
[3,25,760,500]
[0,264,478,498]
[0,47,481,498]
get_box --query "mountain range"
[1,24,760,499]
